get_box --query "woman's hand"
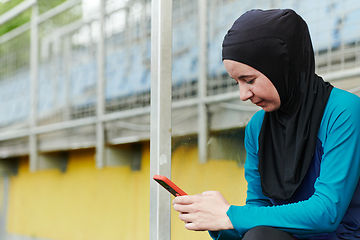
[172,191,234,231]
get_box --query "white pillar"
[149,0,173,239]
[29,3,39,172]
[198,0,208,163]
[96,0,106,168]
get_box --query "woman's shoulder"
[330,87,360,100]
[320,87,360,137]
[325,87,360,117]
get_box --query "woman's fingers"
[172,191,233,231]
[172,193,202,205]
[172,195,194,205]
[173,194,205,212]
[173,203,191,213]
[173,195,198,213]
[179,212,192,222]
[184,222,200,231]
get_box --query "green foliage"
[0,0,82,78]
[38,0,69,14]
[0,0,23,13]
[0,0,71,37]
[0,0,30,36]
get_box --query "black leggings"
[242,226,296,240]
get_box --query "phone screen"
[153,175,187,196]
[155,179,180,196]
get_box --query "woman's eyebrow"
[231,75,254,80]
[238,75,254,79]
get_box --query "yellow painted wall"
[6,142,247,240]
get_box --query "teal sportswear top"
[210,88,360,239]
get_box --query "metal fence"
[1,0,360,168]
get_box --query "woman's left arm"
[227,94,360,236]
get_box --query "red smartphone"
[153,175,187,197]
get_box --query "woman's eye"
[246,79,255,84]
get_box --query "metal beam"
[0,92,250,141]
[149,0,173,239]
[198,0,208,164]
[29,3,39,172]
[95,0,106,169]
[320,67,360,82]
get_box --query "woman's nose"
[239,83,253,101]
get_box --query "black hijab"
[222,9,333,200]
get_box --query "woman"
[172,9,360,240]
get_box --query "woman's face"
[223,59,281,112]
